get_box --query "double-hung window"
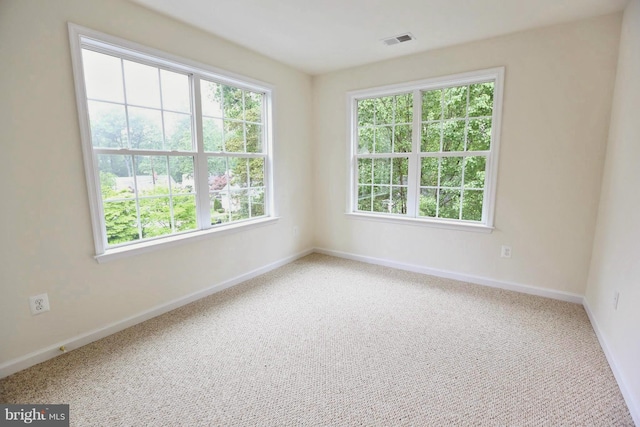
[68,25,274,260]
[349,68,504,231]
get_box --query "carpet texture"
[0,254,634,426]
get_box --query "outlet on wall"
[293,226,299,238]
[613,291,620,310]
[500,245,512,258]
[29,293,50,315]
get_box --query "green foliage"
[103,185,197,245]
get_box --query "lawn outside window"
[68,24,275,261]
[348,68,504,232]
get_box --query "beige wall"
[312,14,621,295]
[0,0,314,363]
[586,0,640,420]
[1,3,636,418]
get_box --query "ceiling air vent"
[382,33,416,46]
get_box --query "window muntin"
[351,69,502,229]
[71,28,273,255]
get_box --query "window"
[349,68,503,231]
[69,25,274,260]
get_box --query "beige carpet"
[0,254,634,426]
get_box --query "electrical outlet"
[613,291,620,310]
[500,245,512,258]
[29,293,50,315]
[293,226,299,238]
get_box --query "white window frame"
[346,68,504,233]
[68,24,276,262]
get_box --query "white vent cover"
[382,33,416,46]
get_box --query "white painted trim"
[0,248,314,379]
[313,247,583,303]
[96,217,279,263]
[583,300,640,426]
[345,212,494,233]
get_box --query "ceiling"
[129,0,628,75]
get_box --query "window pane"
[82,49,124,103]
[357,99,375,127]
[468,82,494,117]
[201,81,223,117]
[438,189,461,219]
[210,192,230,225]
[160,70,190,113]
[203,117,224,152]
[222,86,243,120]
[103,200,139,245]
[173,195,197,231]
[358,127,374,154]
[444,85,468,119]
[224,120,244,152]
[245,91,263,123]
[462,190,483,221]
[88,101,128,149]
[98,154,135,200]
[467,118,492,151]
[374,126,392,153]
[393,124,412,153]
[246,123,262,153]
[358,158,372,185]
[163,112,192,151]
[139,197,171,238]
[208,157,227,191]
[250,187,265,217]
[249,158,264,187]
[440,157,463,187]
[395,93,413,123]
[228,157,248,187]
[419,188,437,217]
[128,107,163,150]
[168,157,195,194]
[391,158,408,185]
[420,157,439,187]
[422,89,442,121]
[463,156,486,189]
[442,120,465,152]
[421,122,441,152]
[135,156,170,194]
[374,96,394,125]
[357,185,372,211]
[391,186,407,214]
[372,158,391,185]
[230,190,250,221]
[123,60,161,108]
[372,186,390,212]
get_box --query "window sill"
[95,217,280,263]
[345,212,494,233]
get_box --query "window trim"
[346,67,504,232]
[68,23,276,260]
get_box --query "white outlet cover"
[501,245,512,258]
[29,293,50,315]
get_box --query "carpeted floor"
[0,254,634,426]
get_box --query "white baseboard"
[583,300,640,426]
[0,248,314,379]
[313,247,584,304]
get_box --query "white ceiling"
[129,0,628,75]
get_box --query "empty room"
[1,0,638,425]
